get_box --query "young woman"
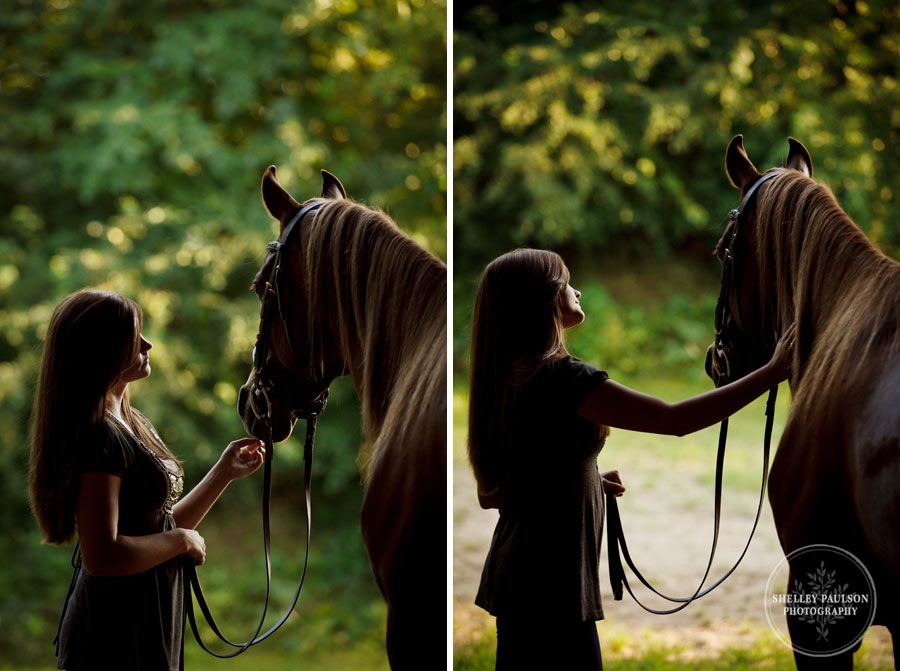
[28,289,266,670]
[468,249,794,670]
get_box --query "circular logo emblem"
[765,544,877,658]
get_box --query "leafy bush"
[454,0,899,277]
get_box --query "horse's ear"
[786,137,813,177]
[321,169,347,200]
[725,134,760,190]
[261,166,301,222]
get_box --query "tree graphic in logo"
[765,544,878,658]
[792,560,849,642]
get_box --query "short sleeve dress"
[57,412,185,671]
[475,356,609,623]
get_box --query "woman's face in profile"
[119,334,153,384]
[559,283,584,329]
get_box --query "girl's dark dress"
[476,356,609,664]
[57,413,184,671]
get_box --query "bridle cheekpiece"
[249,199,330,424]
[708,169,784,387]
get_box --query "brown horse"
[237,168,447,669]
[707,135,899,669]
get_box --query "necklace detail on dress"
[105,411,184,515]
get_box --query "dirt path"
[454,459,786,624]
[453,445,895,663]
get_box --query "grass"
[182,633,389,671]
[1,642,390,671]
[453,603,896,670]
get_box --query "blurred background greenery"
[1,0,445,668]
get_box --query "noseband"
[249,199,330,423]
[710,169,784,386]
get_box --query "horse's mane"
[299,199,447,478]
[752,170,900,390]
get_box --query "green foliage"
[454,0,899,279]
[0,0,445,666]
[564,265,717,382]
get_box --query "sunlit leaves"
[455,0,898,275]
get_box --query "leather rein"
[185,200,329,656]
[606,170,784,613]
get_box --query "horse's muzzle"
[238,382,296,443]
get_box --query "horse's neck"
[795,223,888,330]
[777,208,900,384]
[346,250,445,439]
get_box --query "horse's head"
[705,135,812,387]
[238,167,348,442]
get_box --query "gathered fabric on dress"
[57,413,185,671]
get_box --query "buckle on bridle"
[250,380,274,421]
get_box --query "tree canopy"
[454,0,898,272]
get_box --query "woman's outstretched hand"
[217,437,266,482]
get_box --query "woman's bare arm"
[76,472,205,576]
[579,325,794,436]
[172,438,264,530]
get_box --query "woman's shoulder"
[80,418,137,475]
[541,355,608,382]
[524,355,609,408]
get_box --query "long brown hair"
[467,249,581,492]
[28,289,178,544]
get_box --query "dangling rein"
[182,199,329,656]
[183,404,325,657]
[605,386,778,614]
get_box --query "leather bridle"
[606,170,784,613]
[708,169,785,387]
[248,199,330,425]
[184,199,330,657]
